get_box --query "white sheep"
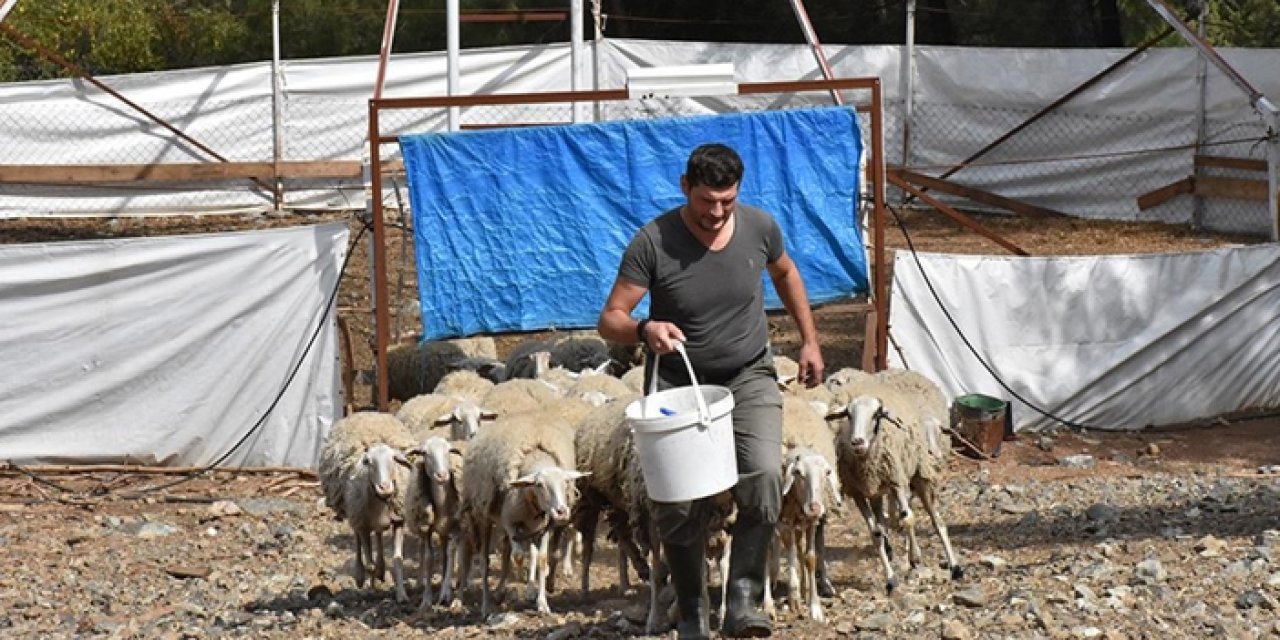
[318,412,416,602]
[827,369,962,594]
[403,435,465,608]
[572,394,651,599]
[765,396,843,623]
[481,377,562,418]
[395,392,495,442]
[457,409,587,616]
[620,365,646,393]
[434,369,495,404]
[569,369,633,404]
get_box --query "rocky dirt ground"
[2,208,1279,639]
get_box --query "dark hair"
[684,143,743,189]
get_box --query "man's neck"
[679,205,735,250]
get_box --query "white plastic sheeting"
[0,223,348,467]
[888,245,1280,431]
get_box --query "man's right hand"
[641,320,686,355]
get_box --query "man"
[598,143,824,638]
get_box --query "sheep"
[318,412,416,602]
[384,336,499,402]
[620,365,646,393]
[764,396,843,623]
[395,392,495,442]
[571,394,651,598]
[456,409,587,616]
[569,369,633,404]
[481,377,563,418]
[434,369,495,404]
[826,369,962,594]
[403,434,465,608]
[446,355,508,383]
[549,333,613,373]
[773,353,800,382]
[504,340,554,380]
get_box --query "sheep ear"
[509,473,538,488]
[394,452,413,469]
[566,470,591,481]
[777,374,797,388]
[449,447,464,457]
[781,461,797,496]
[480,409,499,421]
[825,404,849,420]
[434,413,453,426]
[406,447,425,458]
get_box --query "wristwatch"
[636,319,650,343]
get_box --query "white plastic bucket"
[626,343,737,503]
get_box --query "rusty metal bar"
[869,80,888,372]
[368,103,391,411]
[373,0,402,101]
[0,23,273,197]
[785,0,843,105]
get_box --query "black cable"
[886,203,1094,431]
[118,215,370,498]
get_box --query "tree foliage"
[1,0,1276,82]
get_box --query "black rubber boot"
[722,519,775,638]
[814,519,836,598]
[664,541,711,640]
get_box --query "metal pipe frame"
[367,77,889,408]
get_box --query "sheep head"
[781,449,842,519]
[509,467,590,524]
[844,395,887,456]
[362,443,412,500]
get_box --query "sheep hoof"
[885,577,898,595]
[950,565,965,581]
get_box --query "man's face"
[681,178,739,233]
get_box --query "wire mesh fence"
[1,44,1275,238]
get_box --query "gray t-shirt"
[618,204,784,382]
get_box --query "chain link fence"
[1,44,1275,238]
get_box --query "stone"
[1085,504,1119,522]
[1194,535,1227,557]
[980,555,1007,571]
[941,619,972,640]
[953,587,989,608]
[1061,455,1096,468]
[857,613,895,631]
[1135,558,1166,582]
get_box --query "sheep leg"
[526,537,541,603]
[438,531,456,606]
[577,507,599,597]
[762,530,778,620]
[803,522,824,622]
[418,531,435,608]
[785,527,801,614]
[855,496,898,594]
[392,525,409,602]
[894,483,916,529]
[644,525,667,635]
[495,536,514,604]
[480,523,494,618]
[353,529,369,588]
[372,530,387,585]
[715,533,731,628]
[534,530,553,614]
[919,484,964,580]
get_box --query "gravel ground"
[3,423,1280,639]
[2,210,1277,638]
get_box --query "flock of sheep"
[321,332,963,633]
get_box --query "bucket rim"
[954,393,1007,411]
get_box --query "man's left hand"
[797,342,824,388]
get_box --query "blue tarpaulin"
[400,107,866,340]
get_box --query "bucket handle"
[647,342,712,426]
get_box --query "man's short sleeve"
[763,214,784,264]
[617,228,655,287]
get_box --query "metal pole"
[1191,2,1207,230]
[447,0,461,131]
[785,0,842,104]
[570,0,584,123]
[899,0,916,204]
[270,0,284,210]
[1268,111,1280,242]
[590,0,604,122]
[373,0,402,100]
[0,0,19,25]
[368,102,391,410]
[870,80,888,371]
